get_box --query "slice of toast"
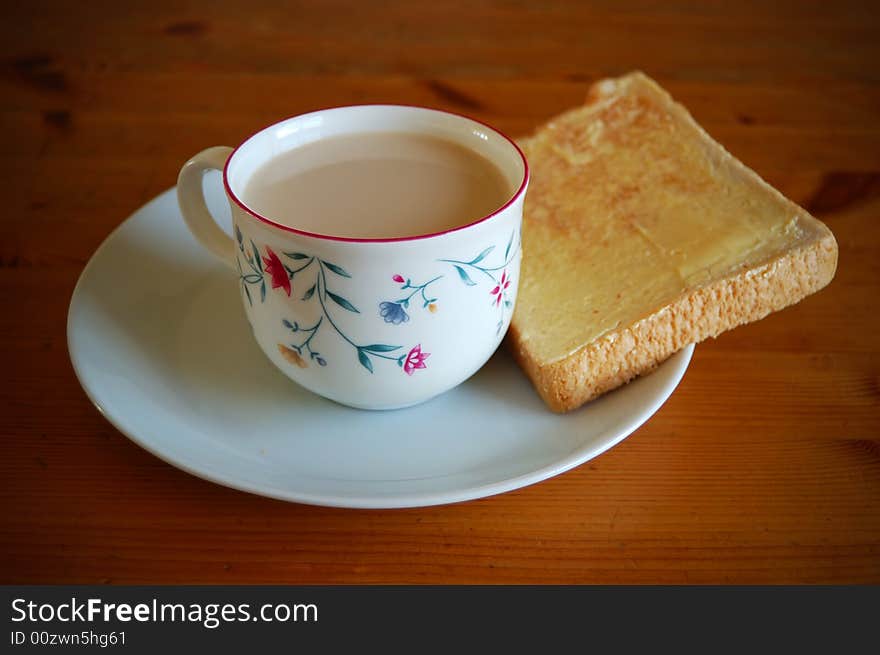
[509,72,838,413]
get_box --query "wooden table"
[2,1,878,584]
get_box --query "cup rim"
[222,104,529,244]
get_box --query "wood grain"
[0,0,878,584]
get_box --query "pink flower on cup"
[392,274,405,283]
[263,247,291,296]
[403,344,429,375]
[490,270,511,306]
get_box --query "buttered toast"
[509,72,838,413]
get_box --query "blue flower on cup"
[379,301,409,325]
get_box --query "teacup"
[177,105,529,409]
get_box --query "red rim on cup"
[221,104,530,244]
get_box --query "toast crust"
[508,72,838,412]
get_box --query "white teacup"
[177,105,529,409]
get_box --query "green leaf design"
[504,232,514,261]
[357,349,374,373]
[327,291,359,313]
[260,280,266,302]
[285,252,310,260]
[243,284,252,306]
[363,344,400,353]
[302,284,316,300]
[322,261,351,278]
[454,265,477,286]
[252,241,262,272]
[469,246,494,265]
[242,274,262,283]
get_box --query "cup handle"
[177,146,236,270]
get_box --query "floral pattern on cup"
[232,230,427,376]
[276,251,428,375]
[280,315,424,375]
[489,270,512,307]
[440,230,518,334]
[236,224,359,314]
[402,344,430,375]
[235,227,519,377]
[379,230,519,334]
[263,248,291,296]
[235,226,268,305]
[379,274,442,324]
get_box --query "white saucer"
[67,186,694,508]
